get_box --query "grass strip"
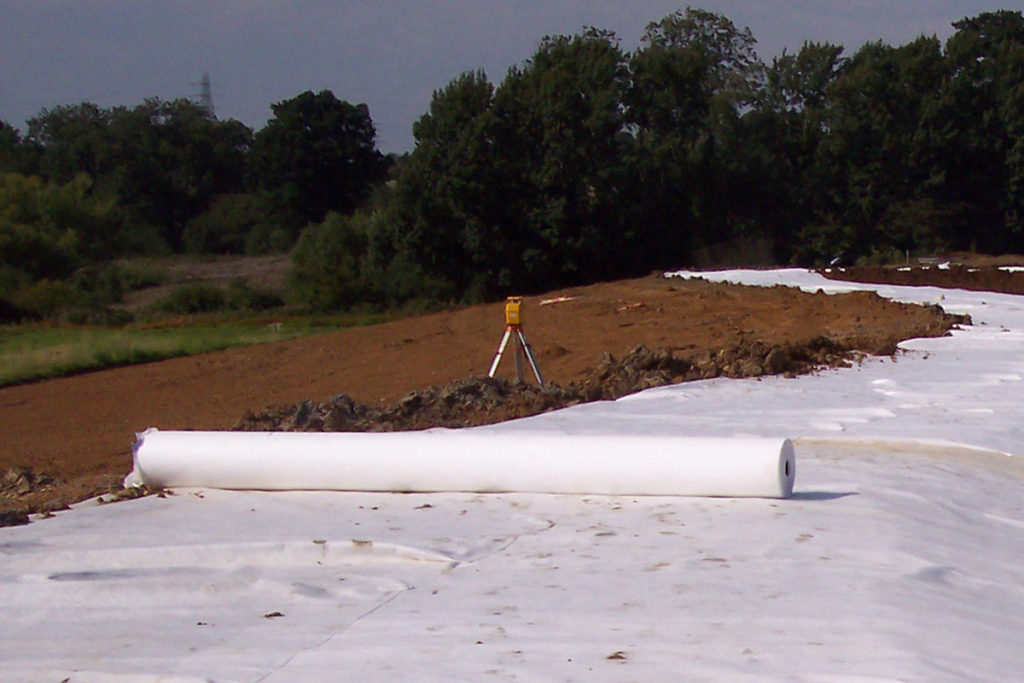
[0,314,390,387]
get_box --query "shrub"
[791,220,860,266]
[65,307,134,326]
[244,222,295,255]
[116,263,167,291]
[0,296,27,323]
[4,261,145,322]
[147,279,284,316]
[182,193,277,255]
[288,209,458,312]
[69,262,124,306]
[11,279,78,318]
[369,250,457,308]
[226,277,283,312]
[152,283,227,314]
[288,212,370,311]
[0,173,125,281]
[856,246,905,266]
[0,210,80,282]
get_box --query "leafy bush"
[791,220,860,266]
[365,249,457,308]
[182,193,277,255]
[118,220,171,256]
[288,208,461,312]
[69,262,124,305]
[148,279,284,316]
[0,173,124,283]
[856,246,906,266]
[152,283,227,314]
[11,279,77,318]
[226,277,283,312]
[65,307,134,326]
[3,261,144,322]
[243,222,295,255]
[288,211,371,311]
[115,263,168,291]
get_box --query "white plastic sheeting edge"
[127,428,796,498]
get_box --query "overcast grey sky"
[0,1,1007,152]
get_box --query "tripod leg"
[514,335,525,382]
[517,329,545,386]
[488,328,513,377]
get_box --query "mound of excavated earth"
[0,273,970,521]
[822,260,1024,294]
[234,337,891,433]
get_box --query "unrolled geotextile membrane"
[127,428,796,499]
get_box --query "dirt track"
[1,266,1014,518]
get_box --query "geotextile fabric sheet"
[128,428,796,498]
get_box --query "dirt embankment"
[822,258,1024,294]
[234,336,910,434]
[1,273,971,523]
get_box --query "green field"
[0,314,387,387]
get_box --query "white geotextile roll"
[128,428,796,498]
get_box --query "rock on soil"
[0,467,66,527]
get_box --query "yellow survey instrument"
[504,296,522,326]
[489,296,543,385]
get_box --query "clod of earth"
[1,467,61,498]
[0,467,69,527]
[0,510,30,527]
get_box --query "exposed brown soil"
[233,336,905,434]
[0,271,980,523]
[823,261,1024,294]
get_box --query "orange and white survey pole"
[488,296,544,385]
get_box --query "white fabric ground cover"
[3,268,1024,681]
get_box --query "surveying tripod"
[488,296,544,385]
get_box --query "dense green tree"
[750,42,845,262]
[393,70,502,297]
[0,172,122,285]
[626,15,714,264]
[639,7,765,109]
[105,98,253,249]
[395,29,636,298]
[181,193,275,255]
[489,28,635,289]
[627,9,768,265]
[950,10,1024,53]
[249,90,387,233]
[288,210,373,311]
[342,8,1024,304]
[943,10,1024,250]
[763,41,844,114]
[26,103,113,185]
[817,36,951,257]
[27,99,252,251]
[0,120,34,174]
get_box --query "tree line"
[3,7,1023,317]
